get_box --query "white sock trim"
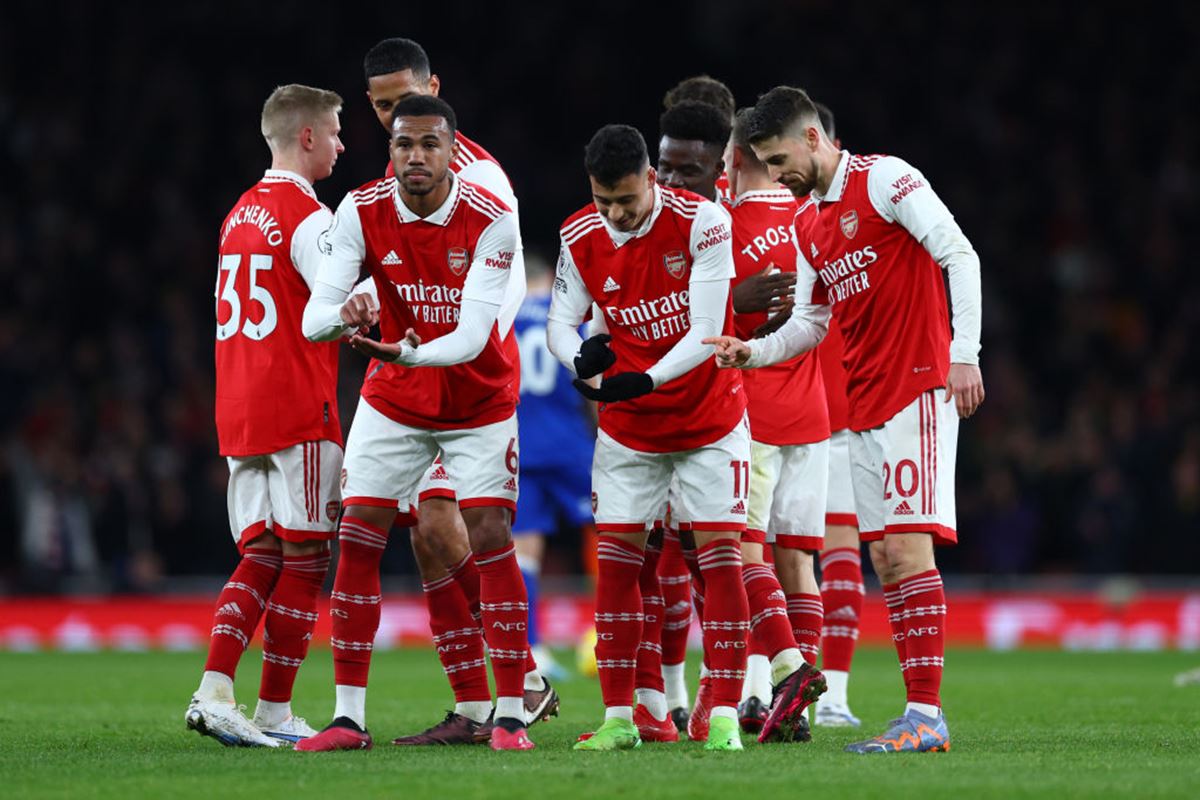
[710,705,738,721]
[906,701,941,719]
[495,695,524,723]
[197,671,235,703]
[634,688,668,720]
[334,685,367,728]
[605,705,634,722]
[454,701,493,724]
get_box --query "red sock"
[697,539,749,709]
[330,516,388,687]
[447,551,481,621]
[681,537,706,622]
[475,543,529,703]
[259,550,328,702]
[883,581,908,675]
[897,569,946,707]
[658,529,692,668]
[785,592,823,665]
[204,547,281,678]
[595,536,645,708]
[819,548,864,672]
[743,563,795,661]
[423,573,491,703]
[636,540,665,694]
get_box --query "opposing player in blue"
[513,255,597,679]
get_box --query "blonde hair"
[261,84,343,151]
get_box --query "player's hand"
[347,329,420,364]
[945,363,985,419]
[572,372,653,403]
[731,264,796,314]
[574,333,616,379]
[702,336,752,368]
[340,293,379,332]
[751,303,794,338]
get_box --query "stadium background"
[1,1,1198,652]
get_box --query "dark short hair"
[584,125,649,186]
[391,94,456,137]
[815,101,836,140]
[744,86,820,145]
[663,75,735,121]
[659,101,732,150]
[364,38,431,81]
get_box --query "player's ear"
[646,166,657,189]
[300,126,315,152]
[428,74,441,97]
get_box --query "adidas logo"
[602,275,621,292]
[894,500,914,516]
[382,250,403,266]
[731,500,745,515]
[503,477,517,492]
[828,605,859,621]
[217,602,244,620]
[430,466,450,481]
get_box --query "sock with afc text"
[259,550,329,703]
[330,516,388,688]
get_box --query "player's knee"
[245,530,282,551]
[867,541,892,583]
[280,538,330,557]
[883,533,934,578]
[740,540,766,566]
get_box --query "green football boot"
[703,715,744,751]
[573,717,642,751]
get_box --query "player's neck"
[398,175,453,218]
[269,155,317,186]
[736,171,776,194]
[814,147,844,197]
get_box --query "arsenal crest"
[839,210,859,239]
[663,250,687,279]
[447,247,469,276]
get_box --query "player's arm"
[290,207,333,290]
[460,161,527,337]
[302,194,378,341]
[705,245,830,369]
[349,213,515,367]
[868,156,984,417]
[546,242,608,378]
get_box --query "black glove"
[573,372,654,403]
[573,333,616,379]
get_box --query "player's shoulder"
[453,130,501,171]
[659,186,708,220]
[559,205,605,245]
[458,178,512,219]
[348,176,397,208]
[731,189,796,217]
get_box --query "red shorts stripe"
[418,488,458,503]
[825,513,859,527]
[273,523,336,544]
[236,520,270,553]
[741,528,767,544]
[689,521,748,532]
[342,496,401,510]
[860,524,957,546]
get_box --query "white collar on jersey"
[392,172,461,226]
[262,169,317,200]
[730,187,795,207]
[602,183,665,248]
[812,150,852,204]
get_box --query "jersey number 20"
[217,254,278,340]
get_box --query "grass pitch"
[1,647,1197,799]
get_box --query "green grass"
[2,648,1198,799]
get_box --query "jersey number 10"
[217,254,278,341]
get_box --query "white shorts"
[226,440,343,550]
[745,438,829,550]
[341,398,519,516]
[850,389,959,545]
[593,416,750,533]
[652,476,691,531]
[825,429,858,528]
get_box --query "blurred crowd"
[0,1,1196,592]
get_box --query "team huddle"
[187,36,984,755]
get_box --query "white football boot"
[814,701,862,727]
[254,713,318,744]
[185,695,281,747]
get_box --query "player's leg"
[817,428,865,726]
[846,390,957,754]
[252,440,341,743]
[573,431,665,751]
[298,401,435,752]
[440,415,536,751]
[513,472,563,680]
[186,455,282,748]
[632,527,677,741]
[758,440,830,743]
[676,418,753,752]
[657,526,693,730]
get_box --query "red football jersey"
[817,316,851,433]
[728,189,828,446]
[329,175,517,430]
[556,186,745,453]
[795,153,952,431]
[215,171,341,456]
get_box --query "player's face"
[366,69,441,131]
[390,115,456,196]
[656,136,723,201]
[590,168,656,232]
[310,110,344,180]
[752,133,819,197]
